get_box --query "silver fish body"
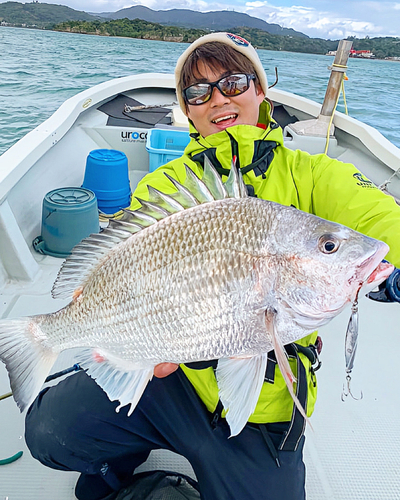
[40,197,277,361]
[0,163,393,435]
[37,197,388,360]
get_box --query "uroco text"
[121,131,148,140]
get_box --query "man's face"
[185,61,265,138]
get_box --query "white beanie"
[175,32,268,114]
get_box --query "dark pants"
[25,369,306,500]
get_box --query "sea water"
[1,25,400,156]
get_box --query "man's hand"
[368,267,400,302]
[154,363,179,378]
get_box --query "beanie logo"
[226,33,250,47]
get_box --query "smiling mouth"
[212,114,237,124]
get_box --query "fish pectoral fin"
[77,349,154,415]
[216,354,267,437]
[266,309,311,426]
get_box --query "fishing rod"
[0,363,82,402]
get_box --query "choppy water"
[1,26,400,155]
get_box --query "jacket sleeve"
[310,154,400,267]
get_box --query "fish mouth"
[365,260,394,285]
[357,242,394,292]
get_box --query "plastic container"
[82,149,131,214]
[146,129,190,172]
[32,187,99,258]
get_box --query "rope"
[378,167,400,191]
[324,65,349,155]
[341,78,349,115]
[329,63,348,73]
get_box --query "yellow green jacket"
[132,100,400,423]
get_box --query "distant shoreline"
[0,23,197,43]
[1,24,400,61]
[0,23,189,43]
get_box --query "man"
[25,33,400,500]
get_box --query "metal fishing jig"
[341,296,363,401]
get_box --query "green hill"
[54,18,207,43]
[52,19,337,55]
[101,6,308,39]
[0,1,98,27]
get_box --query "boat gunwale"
[0,74,399,205]
[0,73,176,203]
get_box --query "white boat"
[0,70,399,500]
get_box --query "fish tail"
[0,318,57,412]
[267,311,311,427]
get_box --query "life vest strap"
[278,343,307,452]
[185,341,320,454]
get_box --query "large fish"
[0,159,394,436]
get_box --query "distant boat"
[350,49,375,58]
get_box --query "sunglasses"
[183,73,256,106]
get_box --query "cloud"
[240,1,396,38]
[130,0,215,9]
[35,0,400,39]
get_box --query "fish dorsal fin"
[51,231,130,299]
[162,175,199,209]
[202,155,229,200]
[52,158,247,300]
[181,163,215,203]
[133,197,171,219]
[135,195,176,218]
[225,158,248,198]
[146,185,186,212]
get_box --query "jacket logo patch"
[353,173,374,188]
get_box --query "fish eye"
[318,234,340,254]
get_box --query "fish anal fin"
[77,349,154,415]
[216,354,267,437]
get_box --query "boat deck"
[0,74,399,499]
[0,253,399,499]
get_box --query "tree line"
[54,18,207,43]
[51,20,400,59]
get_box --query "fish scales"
[37,197,278,363]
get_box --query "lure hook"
[341,374,363,401]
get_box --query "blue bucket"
[146,129,190,172]
[82,149,131,214]
[32,187,99,258]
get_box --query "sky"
[7,0,400,39]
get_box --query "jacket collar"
[185,99,284,158]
